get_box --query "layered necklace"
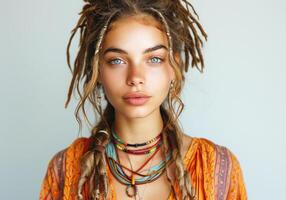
[105,126,173,199]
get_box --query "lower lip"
[123,97,150,106]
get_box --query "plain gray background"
[0,0,285,199]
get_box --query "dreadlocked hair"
[64,0,207,199]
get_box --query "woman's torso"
[39,135,247,200]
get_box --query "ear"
[174,52,181,65]
[170,67,175,81]
[97,75,102,84]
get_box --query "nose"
[126,64,145,86]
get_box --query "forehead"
[101,14,169,51]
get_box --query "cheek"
[146,68,171,94]
[100,69,124,101]
[100,67,124,86]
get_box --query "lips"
[123,92,151,99]
[123,92,151,106]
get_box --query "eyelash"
[108,56,164,65]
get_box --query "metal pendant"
[126,184,137,197]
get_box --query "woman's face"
[98,14,175,119]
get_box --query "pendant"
[126,184,137,197]
[95,188,100,199]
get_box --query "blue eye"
[109,58,124,65]
[150,57,163,63]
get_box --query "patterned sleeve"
[226,149,248,200]
[39,148,67,200]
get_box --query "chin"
[126,109,152,119]
[118,106,155,119]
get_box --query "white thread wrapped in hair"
[78,151,95,200]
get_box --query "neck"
[113,109,164,144]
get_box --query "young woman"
[39,0,247,200]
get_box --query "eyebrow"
[102,44,168,56]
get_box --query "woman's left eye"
[149,57,163,64]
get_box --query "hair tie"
[94,144,105,153]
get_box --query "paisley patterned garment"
[39,137,247,200]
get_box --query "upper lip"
[123,92,151,99]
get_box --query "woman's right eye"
[108,58,124,65]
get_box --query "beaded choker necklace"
[111,126,162,147]
[111,126,163,155]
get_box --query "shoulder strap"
[214,145,232,200]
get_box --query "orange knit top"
[39,137,247,200]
